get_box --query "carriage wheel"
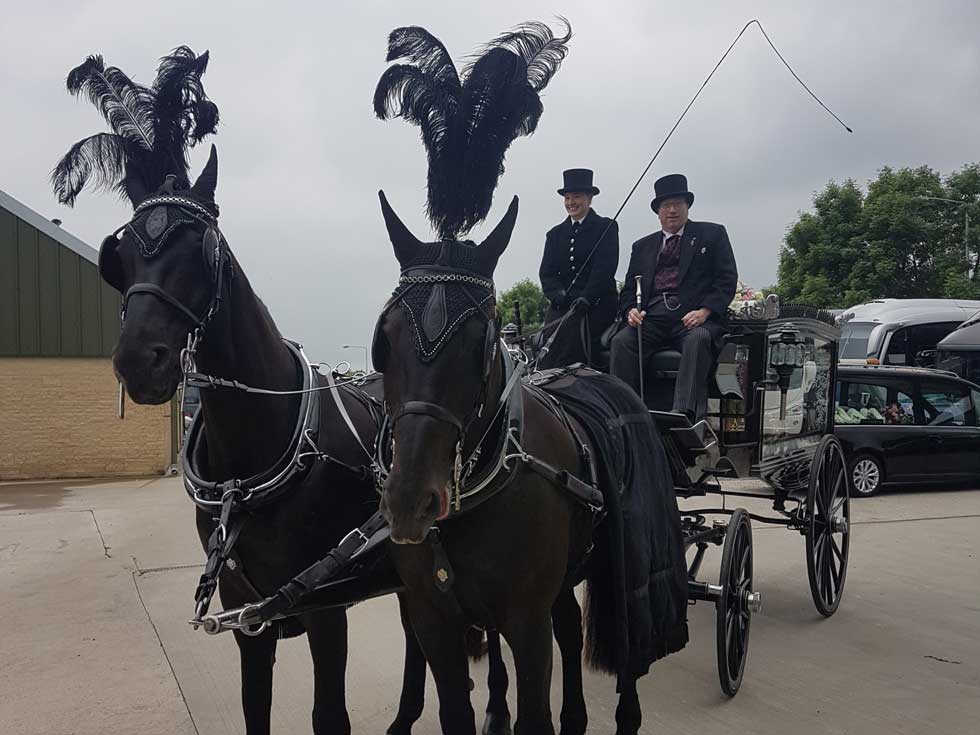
[805,435,850,617]
[716,508,754,697]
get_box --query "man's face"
[658,196,690,233]
[564,192,592,220]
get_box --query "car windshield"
[840,322,875,359]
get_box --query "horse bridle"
[100,193,229,375]
[375,268,501,510]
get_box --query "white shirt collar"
[570,210,590,225]
[662,224,685,239]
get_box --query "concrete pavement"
[1,476,977,734]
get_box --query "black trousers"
[609,299,718,418]
[538,295,617,369]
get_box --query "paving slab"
[1,476,977,734]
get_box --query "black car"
[834,364,980,496]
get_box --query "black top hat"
[651,173,694,212]
[557,168,600,196]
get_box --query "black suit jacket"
[618,219,738,324]
[539,209,619,308]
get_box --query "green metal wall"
[0,206,120,357]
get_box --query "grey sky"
[3,0,978,368]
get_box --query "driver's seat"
[596,323,734,417]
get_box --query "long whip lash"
[564,18,853,293]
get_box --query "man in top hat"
[610,173,738,419]
[538,168,619,367]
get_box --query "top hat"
[557,168,600,196]
[651,173,694,212]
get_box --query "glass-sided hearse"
[599,296,850,695]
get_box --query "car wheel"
[849,453,883,497]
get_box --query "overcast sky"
[3,0,978,367]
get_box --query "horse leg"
[234,626,278,735]
[387,593,427,735]
[551,586,587,735]
[483,630,513,735]
[405,599,476,735]
[304,608,351,735]
[501,611,556,735]
[614,677,642,735]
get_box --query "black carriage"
[639,298,849,695]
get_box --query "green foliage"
[777,164,980,308]
[497,278,547,332]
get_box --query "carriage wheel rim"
[718,510,752,694]
[852,459,880,494]
[807,438,850,616]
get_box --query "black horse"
[99,147,393,734]
[374,191,662,735]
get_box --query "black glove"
[571,296,591,312]
[551,290,568,311]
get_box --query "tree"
[777,165,980,308]
[498,278,547,332]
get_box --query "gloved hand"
[571,296,591,311]
[551,290,568,311]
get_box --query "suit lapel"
[678,221,698,284]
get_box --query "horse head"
[373,191,518,543]
[99,145,227,404]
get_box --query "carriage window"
[835,380,914,425]
[918,381,974,427]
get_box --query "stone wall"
[0,358,172,480]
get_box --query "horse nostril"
[422,492,441,520]
[149,344,171,370]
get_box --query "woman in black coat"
[538,168,619,367]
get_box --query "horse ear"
[477,196,519,273]
[191,144,219,201]
[379,190,422,267]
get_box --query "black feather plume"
[53,46,219,207]
[375,19,571,239]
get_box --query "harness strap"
[325,370,376,464]
[124,282,207,328]
[522,454,604,511]
[396,401,464,433]
[250,510,390,623]
[192,488,247,621]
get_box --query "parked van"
[834,364,980,496]
[838,299,980,366]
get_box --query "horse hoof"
[481,711,512,735]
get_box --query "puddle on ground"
[0,479,98,511]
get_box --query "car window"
[835,379,915,425]
[909,322,961,364]
[839,322,875,359]
[884,328,909,365]
[918,380,975,427]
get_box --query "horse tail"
[582,535,622,675]
[465,626,488,661]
